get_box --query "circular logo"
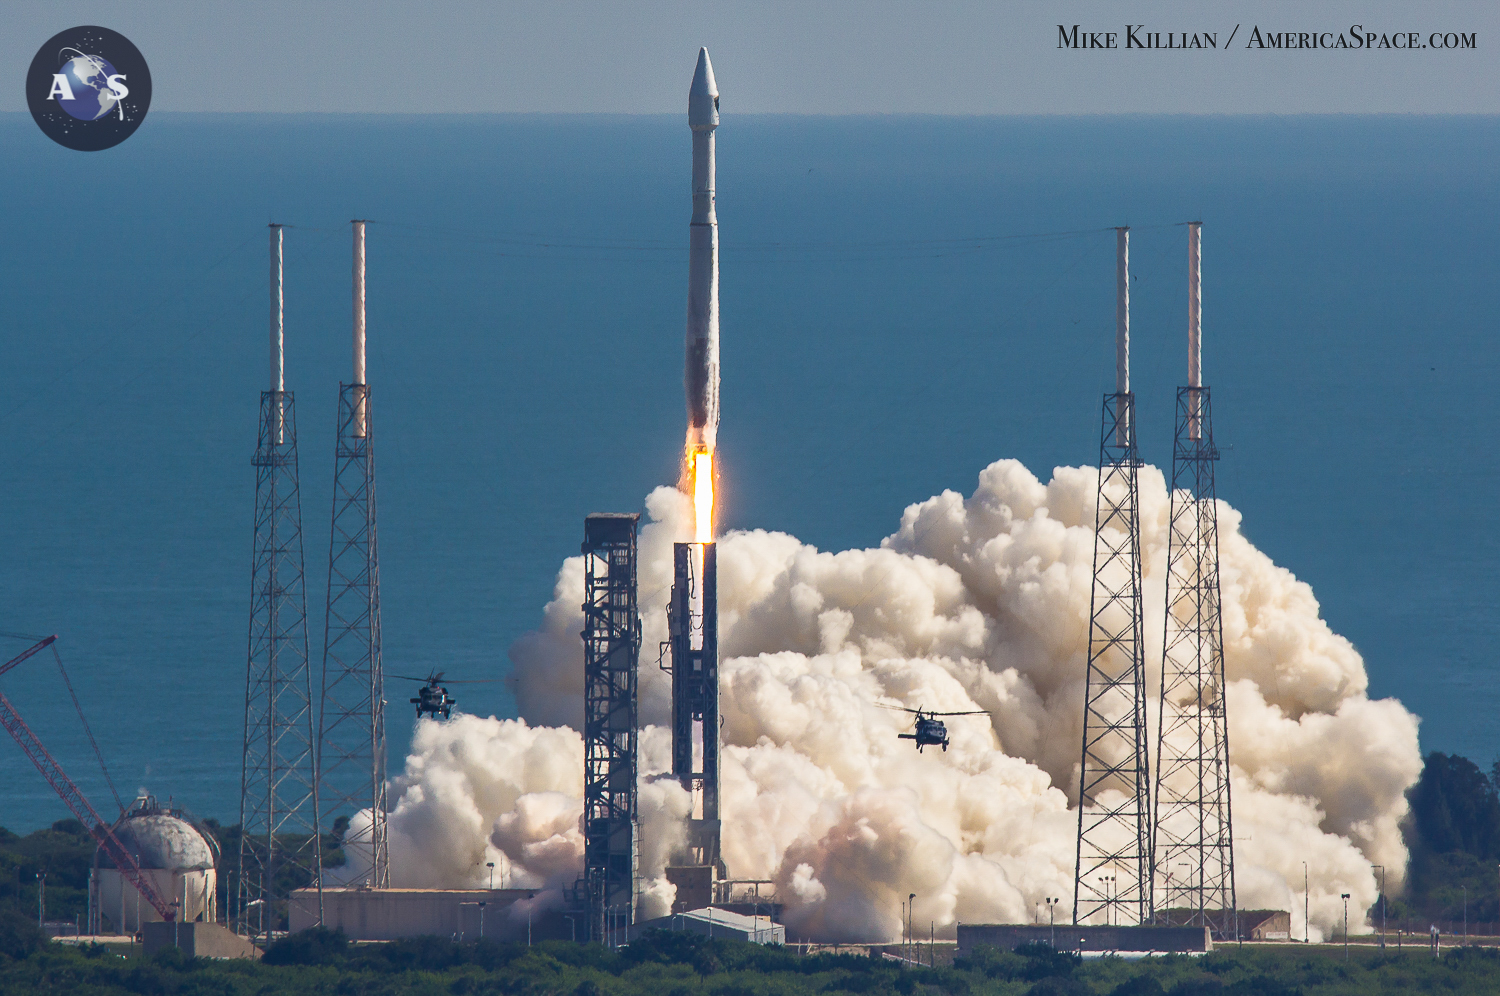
[27,26,151,151]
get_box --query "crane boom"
[0,685,177,921]
[0,635,57,680]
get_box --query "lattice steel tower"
[1153,222,1235,934]
[239,224,322,934]
[1075,226,1153,927]
[317,220,389,888]
[669,542,723,878]
[581,514,642,940]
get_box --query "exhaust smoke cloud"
[371,458,1420,943]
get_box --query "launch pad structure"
[1153,222,1236,936]
[580,514,643,942]
[238,224,322,934]
[666,542,724,897]
[1075,226,1153,928]
[317,220,390,889]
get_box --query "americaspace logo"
[27,26,152,151]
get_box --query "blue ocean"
[0,113,1494,830]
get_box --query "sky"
[3,0,1495,115]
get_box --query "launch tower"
[238,224,323,934]
[1074,226,1153,927]
[668,541,723,886]
[580,513,642,941]
[317,220,389,888]
[1153,222,1236,935]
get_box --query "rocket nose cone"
[689,48,718,129]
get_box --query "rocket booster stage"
[685,48,719,455]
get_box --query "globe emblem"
[55,48,123,121]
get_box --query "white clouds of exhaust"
[383,458,1421,943]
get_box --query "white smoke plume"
[379,458,1421,943]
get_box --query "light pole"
[1341,893,1350,960]
[1097,875,1116,926]
[459,901,488,940]
[1046,898,1059,948]
[909,894,916,964]
[1373,865,1385,949]
[1303,862,1309,943]
[900,900,906,961]
[487,862,495,891]
[1463,885,1467,946]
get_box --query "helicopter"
[391,671,498,720]
[881,704,989,752]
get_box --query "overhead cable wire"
[52,643,126,817]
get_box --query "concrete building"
[958,923,1212,955]
[634,907,784,945]
[1236,910,1292,941]
[290,887,542,941]
[143,922,259,959]
[93,795,219,932]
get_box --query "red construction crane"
[0,636,177,922]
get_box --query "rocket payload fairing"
[685,48,719,456]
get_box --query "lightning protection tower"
[1075,226,1153,928]
[239,224,322,935]
[1153,222,1236,936]
[317,220,388,889]
[581,513,642,942]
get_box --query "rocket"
[685,48,719,456]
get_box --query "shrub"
[261,925,349,966]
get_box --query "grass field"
[9,917,1500,996]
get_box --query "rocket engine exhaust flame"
[692,448,714,543]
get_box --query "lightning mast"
[1075,226,1153,927]
[1153,222,1235,935]
[239,224,322,935]
[317,219,389,889]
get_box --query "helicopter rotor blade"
[927,709,990,717]
[390,674,437,682]
[874,703,923,715]
[433,679,501,685]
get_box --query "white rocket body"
[686,48,719,454]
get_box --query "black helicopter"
[391,671,497,720]
[881,704,989,752]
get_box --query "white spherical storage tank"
[95,795,219,933]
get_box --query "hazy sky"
[5,1,1496,114]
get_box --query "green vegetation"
[6,931,1500,995]
[7,748,1500,992]
[0,819,94,926]
[1387,752,1500,924]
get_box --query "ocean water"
[0,113,1494,831]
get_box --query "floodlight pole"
[1341,893,1350,960]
